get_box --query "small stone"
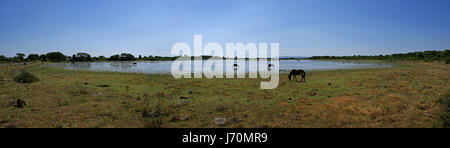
[91,92,101,97]
[180,115,189,121]
[213,118,227,126]
[328,82,332,86]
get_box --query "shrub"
[13,99,27,108]
[438,94,450,128]
[14,71,39,83]
[446,59,450,64]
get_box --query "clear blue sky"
[1,0,450,57]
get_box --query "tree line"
[307,50,450,63]
[0,52,178,63]
[0,52,225,63]
[1,50,449,63]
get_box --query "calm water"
[45,60,392,74]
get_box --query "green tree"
[0,55,7,61]
[46,52,66,62]
[27,54,40,61]
[73,52,91,62]
[39,54,47,61]
[16,53,25,61]
[108,54,120,61]
[97,56,107,61]
[120,53,136,61]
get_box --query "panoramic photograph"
[0,0,449,133]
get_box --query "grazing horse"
[288,69,306,82]
[268,64,275,71]
[233,64,239,70]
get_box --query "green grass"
[0,61,449,128]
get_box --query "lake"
[45,60,392,74]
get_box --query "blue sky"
[1,0,450,57]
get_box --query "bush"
[438,94,450,128]
[12,99,27,108]
[446,59,450,64]
[14,71,39,83]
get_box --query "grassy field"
[0,61,449,128]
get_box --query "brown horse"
[289,69,306,82]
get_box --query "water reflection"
[46,60,392,74]
[109,62,137,69]
[69,62,92,70]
